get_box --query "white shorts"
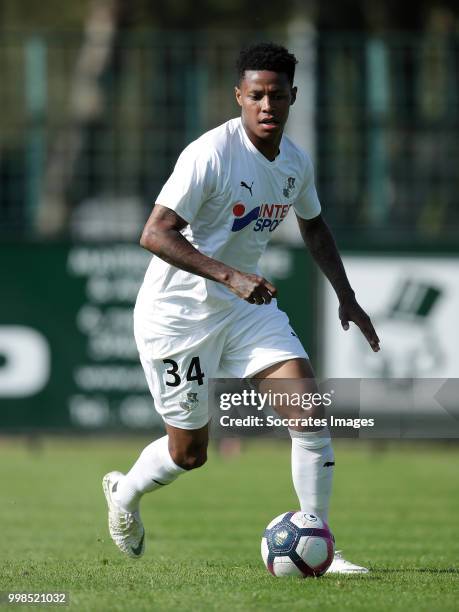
[134,298,308,430]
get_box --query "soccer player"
[103,42,380,572]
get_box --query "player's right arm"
[140,204,277,305]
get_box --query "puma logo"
[240,180,254,197]
[323,461,335,467]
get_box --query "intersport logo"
[231,202,291,232]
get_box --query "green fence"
[316,33,459,246]
[1,31,458,245]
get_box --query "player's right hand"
[226,271,277,305]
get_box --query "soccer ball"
[261,511,334,577]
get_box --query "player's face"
[235,70,297,153]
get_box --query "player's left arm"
[297,213,380,352]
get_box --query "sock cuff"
[289,427,331,449]
[156,435,187,476]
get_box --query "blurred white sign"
[322,256,459,378]
[0,326,50,396]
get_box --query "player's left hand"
[338,297,380,352]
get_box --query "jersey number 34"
[162,356,205,387]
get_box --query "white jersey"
[136,117,321,333]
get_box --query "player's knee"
[170,446,208,471]
[277,404,324,423]
[182,451,207,470]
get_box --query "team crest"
[283,176,296,198]
[180,392,199,412]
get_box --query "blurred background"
[1,0,458,434]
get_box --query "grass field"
[0,437,458,611]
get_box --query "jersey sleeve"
[155,143,219,224]
[293,154,322,220]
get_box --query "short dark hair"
[236,42,298,86]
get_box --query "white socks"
[112,431,334,519]
[289,429,334,522]
[113,435,185,512]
